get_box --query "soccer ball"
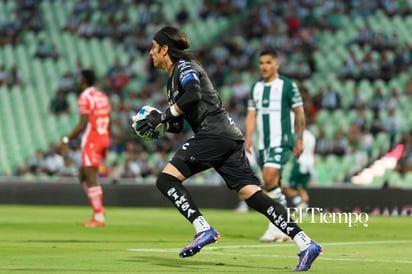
[131,106,166,141]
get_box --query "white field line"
[128,240,412,264]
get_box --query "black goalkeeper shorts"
[170,134,261,191]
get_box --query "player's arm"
[139,67,200,130]
[62,113,88,144]
[108,113,112,137]
[163,61,203,122]
[156,80,199,125]
[245,107,257,153]
[292,105,305,157]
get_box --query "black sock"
[156,173,201,223]
[245,190,302,238]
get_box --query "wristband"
[161,105,180,123]
[170,105,179,117]
[62,136,69,144]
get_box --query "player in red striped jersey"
[60,69,111,227]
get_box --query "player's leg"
[259,155,289,241]
[157,137,227,258]
[235,149,260,213]
[82,166,105,227]
[239,185,322,271]
[284,186,299,201]
[261,154,288,207]
[218,143,322,271]
[297,185,309,204]
[216,150,292,242]
[78,167,89,193]
[81,144,106,227]
[158,161,220,258]
[289,162,310,210]
[286,161,304,207]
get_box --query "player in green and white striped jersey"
[245,48,306,242]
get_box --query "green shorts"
[288,160,310,190]
[258,146,293,170]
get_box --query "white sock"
[192,216,211,233]
[266,187,282,199]
[292,195,303,206]
[94,212,105,222]
[293,231,312,251]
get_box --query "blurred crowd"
[0,0,44,46]
[6,0,412,182]
[0,64,22,87]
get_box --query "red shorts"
[81,141,109,168]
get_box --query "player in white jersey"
[245,48,306,242]
[285,129,316,210]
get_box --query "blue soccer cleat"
[179,227,221,258]
[292,241,323,272]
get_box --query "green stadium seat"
[315,110,329,125]
[219,86,232,103]
[402,172,412,187]
[385,170,404,187]
[371,174,386,187]
[105,151,119,166]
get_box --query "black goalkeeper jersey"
[167,59,244,141]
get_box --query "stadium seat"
[371,174,386,187]
[385,170,404,187]
[402,172,412,187]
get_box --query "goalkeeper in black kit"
[132,26,322,271]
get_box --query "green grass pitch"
[0,205,411,273]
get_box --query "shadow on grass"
[0,268,113,273]
[19,240,183,244]
[125,255,290,272]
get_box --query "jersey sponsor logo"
[266,205,295,235]
[167,187,196,219]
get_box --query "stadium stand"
[1,0,412,188]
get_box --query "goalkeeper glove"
[134,108,173,133]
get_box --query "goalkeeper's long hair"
[154,26,203,67]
